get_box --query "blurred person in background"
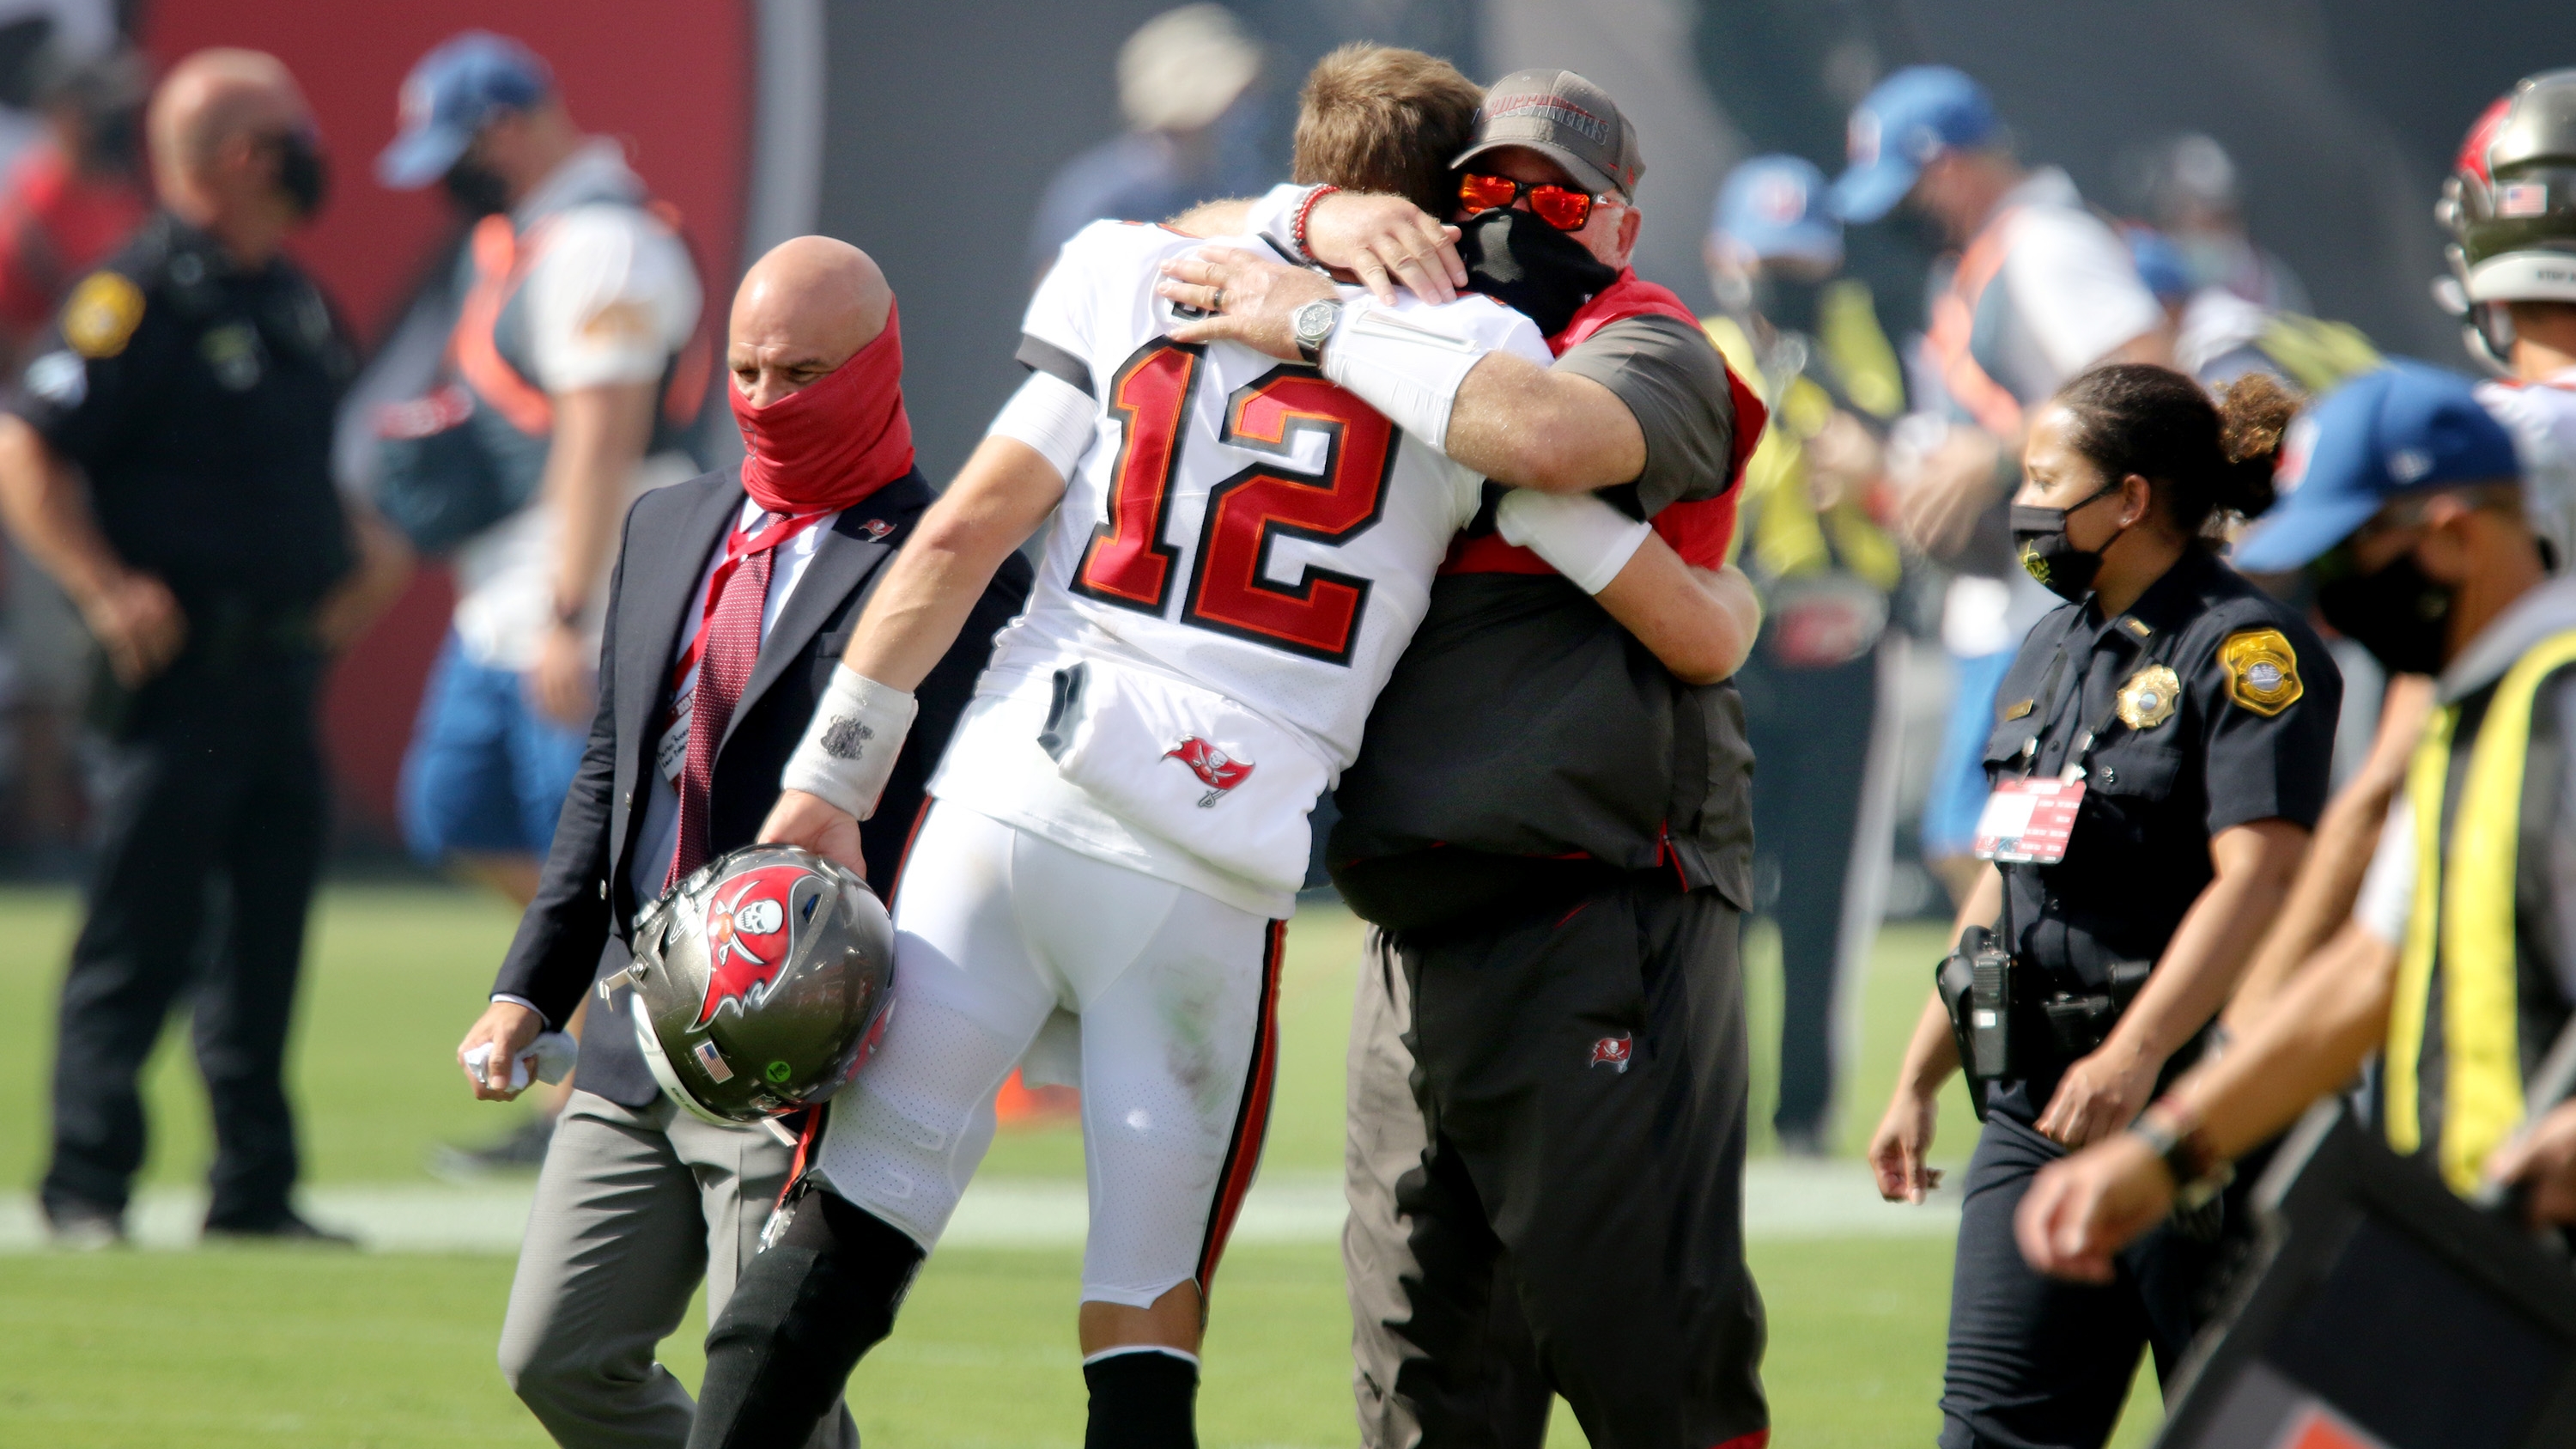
[1024,3,1272,283]
[2,47,410,1247]
[2125,224,2379,395]
[2015,365,2576,1273]
[0,41,144,866]
[2127,132,2308,317]
[1870,364,2332,1449]
[1828,65,2168,909]
[374,32,705,1173]
[1704,153,1907,1155]
[449,235,1022,1449]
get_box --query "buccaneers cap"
[1454,69,1643,199]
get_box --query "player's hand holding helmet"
[611,843,896,1124]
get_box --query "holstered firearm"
[2038,959,2153,1060]
[1937,925,2015,1123]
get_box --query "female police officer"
[1866,363,2340,1448]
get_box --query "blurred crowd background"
[0,0,2568,1117]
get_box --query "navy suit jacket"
[489,464,1031,1106]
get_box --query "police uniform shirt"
[1981,547,2339,1106]
[11,210,355,610]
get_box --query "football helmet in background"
[2437,74,2576,371]
[610,843,895,1124]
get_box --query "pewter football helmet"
[612,843,895,1124]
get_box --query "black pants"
[1941,1111,2244,1449]
[1740,648,1879,1142]
[1388,875,1770,1449]
[41,648,328,1228]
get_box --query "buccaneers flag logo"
[1589,1033,1633,1074]
[692,865,816,1027]
[1163,736,1253,808]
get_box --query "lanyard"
[665,508,830,702]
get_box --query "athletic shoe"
[201,1210,359,1247]
[44,1200,125,1251]
[425,1116,555,1183]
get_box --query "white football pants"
[813,801,1282,1306]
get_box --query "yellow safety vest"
[2384,627,2576,1193]
[1701,287,1902,592]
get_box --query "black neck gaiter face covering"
[2317,551,2453,676]
[1457,206,1619,338]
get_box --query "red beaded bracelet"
[1292,184,1340,265]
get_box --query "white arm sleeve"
[781,667,920,821]
[2352,796,2418,947]
[1319,299,1490,453]
[987,371,1094,482]
[1493,489,1652,594]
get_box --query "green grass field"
[0,886,2160,1446]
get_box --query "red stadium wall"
[136,1,754,841]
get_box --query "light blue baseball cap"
[377,32,553,190]
[2232,362,2524,573]
[1830,65,2001,223]
[1713,155,1843,268]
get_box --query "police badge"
[2117,664,2182,730]
[2221,629,2302,716]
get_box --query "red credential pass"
[1972,777,2085,864]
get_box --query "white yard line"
[0,1160,1959,1254]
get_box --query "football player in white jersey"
[2443,76,2576,575]
[681,46,1759,1449]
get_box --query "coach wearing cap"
[1164,67,1771,1449]
[450,237,1029,1448]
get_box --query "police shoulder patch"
[2221,628,2303,716]
[62,271,143,358]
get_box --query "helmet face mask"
[618,844,896,1124]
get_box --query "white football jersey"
[990,220,1550,775]
[2480,369,2576,576]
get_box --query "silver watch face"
[1295,301,1340,345]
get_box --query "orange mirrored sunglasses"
[1457,172,1602,231]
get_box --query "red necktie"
[664,510,823,889]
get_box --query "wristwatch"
[2129,1101,2234,1210]
[1292,298,1341,366]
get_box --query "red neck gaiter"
[732,298,916,514]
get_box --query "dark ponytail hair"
[2050,363,2299,545]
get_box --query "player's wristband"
[781,667,917,822]
[1492,489,1653,594]
[1318,299,1489,454]
[987,370,1093,482]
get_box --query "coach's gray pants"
[497,1090,856,1449]
[1346,934,1550,1449]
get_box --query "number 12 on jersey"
[1072,339,1396,665]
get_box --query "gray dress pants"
[498,1089,857,1449]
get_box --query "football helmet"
[610,843,895,1124]
[2437,74,2576,369]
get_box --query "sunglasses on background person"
[1457,171,1617,232]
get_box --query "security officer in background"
[1704,154,1907,1154]
[0,49,410,1246]
[1866,364,2337,1448]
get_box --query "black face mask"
[2009,483,2126,602]
[1751,273,1823,336]
[2316,551,2453,676]
[1456,205,1619,338]
[272,130,328,218]
[1887,201,1952,258]
[440,158,511,217]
